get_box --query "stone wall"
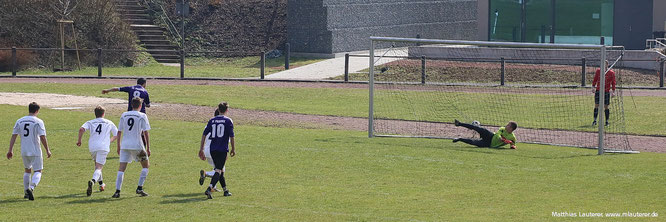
[287,0,478,54]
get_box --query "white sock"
[138,168,149,186]
[205,171,215,177]
[30,172,42,190]
[23,173,31,190]
[92,169,102,182]
[115,171,124,191]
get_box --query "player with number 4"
[77,105,118,196]
[112,98,151,198]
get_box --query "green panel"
[525,0,552,43]
[489,0,522,42]
[555,0,614,45]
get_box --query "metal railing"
[0,45,293,80]
[646,38,666,49]
[140,0,182,47]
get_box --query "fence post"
[260,51,266,80]
[540,25,546,43]
[11,47,17,77]
[180,49,185,79]
[421,55,426,84]
[344,53,350,82]
[97,48,103,77]
[284,43,290,70]
[659,60,664,88]
[581,57,586,87]
[500,57,505,86]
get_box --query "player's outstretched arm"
[143,131,150,157]
[101,87,120,94]
[40,135,51,158]
[77,127,85,147]
[230,137,235,157]
[7,134,17,159]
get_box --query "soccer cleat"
[452,138,460,143]
[605,122,609,126]
[454,119,461,126]
[205,188,213,199]
[87,180,93,196]
[136,189,149,197]
[592,120,597,125]
[199,170,205,185]
[24,191,28,199]
[112,191,120,198]
[26,188,34,201]
[99,183,106,192]
[223,190,232,197]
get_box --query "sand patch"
[0,92,126,108]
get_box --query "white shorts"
[22,156,43,171]
[205,157,225,172]
[119,149,148,163]
[91,150,109,165]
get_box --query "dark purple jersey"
[119,85,150,113]
[203,115,234,152]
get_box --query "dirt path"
[2,77,666,97]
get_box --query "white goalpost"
[368,36,637,154]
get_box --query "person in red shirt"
[592,60,616,126]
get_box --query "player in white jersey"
[77,105,118,196]
[112,97,151,198]
[198,108,225,192]
[7,102,52,201]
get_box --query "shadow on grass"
[451,146,598,159]
[159,192,207,204]
[64,194,142,204]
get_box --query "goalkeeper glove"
[510,144,516,149]
[501,137,513,144]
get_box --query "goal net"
[368,37,637,154]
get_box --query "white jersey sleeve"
[13,120,21,135]
[142,113,151,131]
[36,119,46,136]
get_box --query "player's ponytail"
[218,102,228,113]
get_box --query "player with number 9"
[112,98,152,198]
[76,105,118,196]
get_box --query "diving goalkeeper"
[452,120,517,149]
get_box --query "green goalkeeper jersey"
[490,127,516,148]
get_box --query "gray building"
[288,0,666,55]
[287,0,478,55]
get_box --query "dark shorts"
[594,91,610,105]
[209,150,228,171]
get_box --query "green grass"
[1,82,665,136]
[0,104,664,221]
[1,56,323,78]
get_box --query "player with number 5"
[112,98,151,198]
[200,102,235,199]
[7,102,52,201]
[76,105,118,196]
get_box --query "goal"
[368,37,637,154]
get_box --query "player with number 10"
[200,102,236,199]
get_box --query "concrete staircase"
[115,0,181,63]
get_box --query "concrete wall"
[409,46,664,71]
[654,0,666,34]
[287,0,478,54]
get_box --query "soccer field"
[1,80,665,221]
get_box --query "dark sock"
[98,180,103,185]
[593,108,598,120]
[92,179,96,183]
[137,186,143,190]
[220,172,226,188]
[210,172,220,188]
[115,189,120,193]
[604,109,609,122]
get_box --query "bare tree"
[51,0,78,19]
